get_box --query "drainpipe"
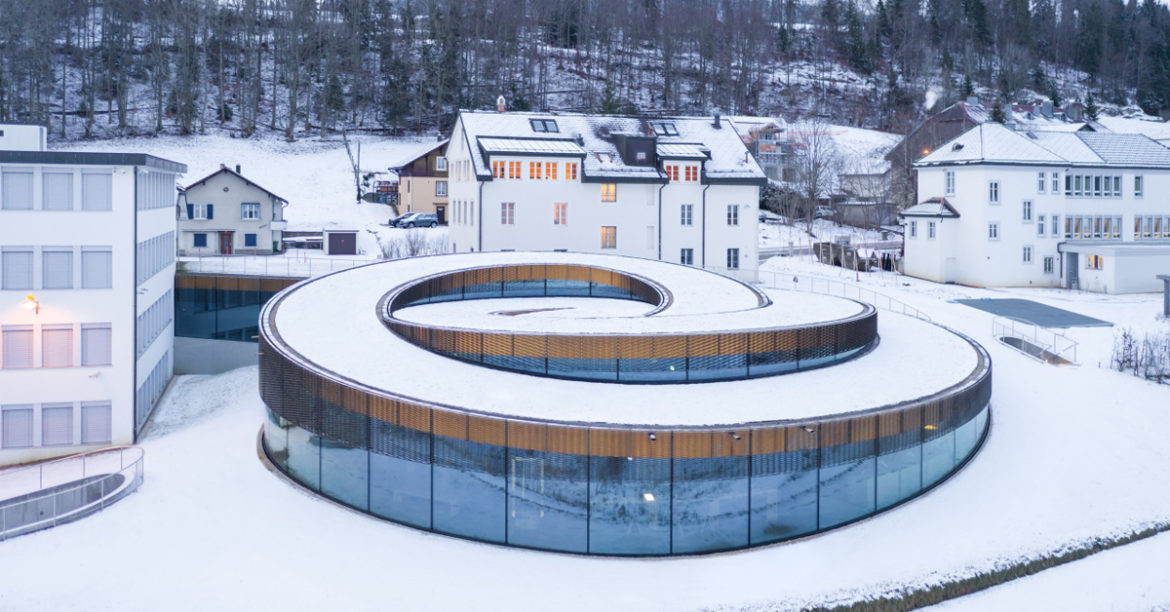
[700,183,711,267]
[657,182,666,260]
[132,166,140,442]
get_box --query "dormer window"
[650,122,678,136]
[529,119,559,133]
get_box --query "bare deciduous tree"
[791,119,841,233]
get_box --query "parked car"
[387,213,411,227]
[389,212,440,228]
[813,205,835,219]
[758,210,785,224]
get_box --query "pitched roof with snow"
[185,165,287,202]
[915,123,1170,169]
[455,111,765,184]
[900,197,960,218]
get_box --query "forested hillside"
[3,0,1170,141]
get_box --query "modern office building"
[258,252,991,556]
[445,110,765,280]
[0,124,186,465]
[903,122,1170,293]
[178,164,288,256]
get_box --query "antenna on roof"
[497,95,506,112]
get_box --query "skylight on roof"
[529,119,559,133]
[650,121,679,136]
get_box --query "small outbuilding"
[324,229,358,256]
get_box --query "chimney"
[712,113,722,129]
[574,133,584,146]
[1041,101,1054,118]
[235,164,241,174]
[966,95,978,106]
[497,95,506,112]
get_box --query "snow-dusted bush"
[376,230,449,260]
[1111,326,1170,384]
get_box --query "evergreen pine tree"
[598,80,621,114]
[1085,93,1100,121]
[990,100,1007,123]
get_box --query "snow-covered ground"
[2,256,1169,610]
[759,219,892,251]
[58,133,444,257]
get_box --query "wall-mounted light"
[642,492,656,502]
[729,432,742,441]
[648,433,656,441]
[803,426,815,434]
[22,294,39,315]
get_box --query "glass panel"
[617,357,687,382]
[369,421,432,529]
[749,448,819,544]
[672,456,749,553]
[588,456,671,555]
[264,407,290,469]
[818,442,876,529]
[876,433,921,510]
[432,435,506,542]
[922,430,956,488]
[319,399,369,511]
[547,357,617,381]
[285,425,320,491]
[687,354,748,381]
[507,449,589,553]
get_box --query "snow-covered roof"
[900,197,960,218]
[389,139,448,169]
[916,123,1170,169]
[478,137,585,156]
[456,111,765,184]
[185,165,287,202]
[656,142,710,159]
[1095,116,1170,143]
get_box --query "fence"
[0,446,145,540]
[178,254,372,278]
[991,316,1079,365]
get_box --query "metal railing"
[0,445,145,541]
[178,254,372,278]
[992,316,1079,364]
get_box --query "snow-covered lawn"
[759,219,893,252]
[2,257,1169,610]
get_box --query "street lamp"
[22,294,39,315]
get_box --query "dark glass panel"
[749,449,819,544]
[588,456,671,555]
[672,456,749,553]
[369,421,432,529]
[506,449,589,553]
[432,435,506,542]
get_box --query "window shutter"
[1,249,33,290]
[43,172,74,210]
[42,325,73,368]
[1,406,34,448]
[42,249,73,289]
[2,327,33,368]
[207,204,214,219]
[81,249,112,289]
[81,173,112,211]
[2,171,33,210]
[82,324,112,366]
[82,402,112,444]
[187,203,194,219]
[42,404,73,446]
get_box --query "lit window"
[546,162,557,180]
[500,202,515,225]
[600,226,616,249]
[530,162,542,179]
[509,161,521,179]
[600,183,616,202]
[1086,254,1104,270]
[553,203,567,225]
[566,163,578,180]
[492,161,505,178]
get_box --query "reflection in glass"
[922,431,956,487]
[263,407,289,469]
[818,446,876,529]
[507,449,589,552]
[285,425,320,491]
[369,421,432,529]
[876,434,921,510]
[672,456,749,553]
[588,457,671,554]
[749,448,818,544]
[432,435,506,542]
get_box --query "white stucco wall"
[180,170,284,255]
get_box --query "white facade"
[0,124,47,152]
[179,166,287,255]
[904,123,1170,293]
[0,140,185,465]
[447,111,764,280]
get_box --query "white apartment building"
[446,111,765,279]
[179,164,287,255]
[0,124,186,465]
[903,122,1170,293]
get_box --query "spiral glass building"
[258,252,990,556]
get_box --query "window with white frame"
[42,247,73,289]
[42,404,73,446]
[1,406,33,448]
[1135,175,1143,197]
[1022,200,1032,222]
[726,248,740,269]
[81,402,112,445]
[1051,215,1060,237]
[81,172,112,211]
[241,202,260,220]
[1037,172,1046,193]
[988,223,1000,240]
[2,326,33,369]
[945,171,955,195]
[42,324,73,368]
[2,170,33,210]
[1043,256,1055,274]
[1022,245,1033,264]
[928,221,936,239]
[988,181,1000,204]
[681,203,693,226]
[909,220,917,238]
[500,202,515,225]
[82,323,112,366]
[727,204,739,226]
[1086,254,1104,270]
[1,247,34,290]
[680,248,694,265]
[81,247,112,289]
[600,184,616,202]
[436,156,447,171]
[1051,172,1059,193]
[436,180,448,196]
[190,203,211,220]
[600,226,617,249]
[553,202,567,225]
[1038,215,1046,236]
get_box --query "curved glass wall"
[258,332,991,556]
